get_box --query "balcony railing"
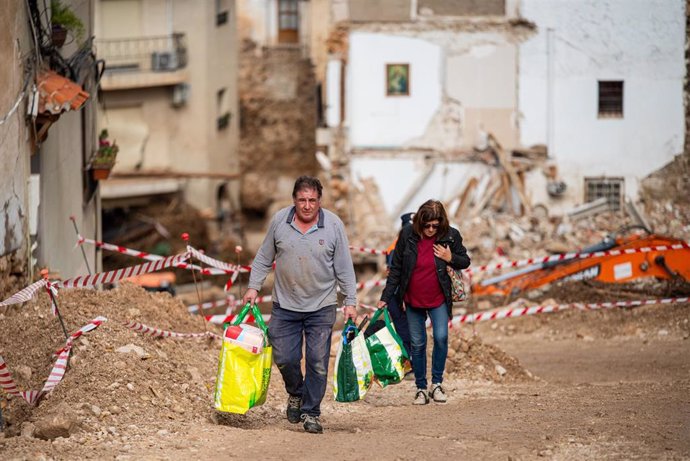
[97,34,188,74]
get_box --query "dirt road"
[2,307,688,460]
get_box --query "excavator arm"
[473,232,690,297]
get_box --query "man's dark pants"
[268,303,336,417]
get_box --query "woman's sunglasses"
[423,223,439,230]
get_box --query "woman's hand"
[377,300,387,310]
[433,244,452,263]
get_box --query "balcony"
[97,34,189,90]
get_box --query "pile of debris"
[0,283,219,439]
[445,332,534,382]
[0,279,538,440]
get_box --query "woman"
[378,200,470,404]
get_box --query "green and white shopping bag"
[333,320,373,402]
[364,307,409,387]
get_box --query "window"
[278,0,299,43]
[584,177,624,211]
[217,88,230,130]
[598,81,623,118]
[386,63,409,96]
[216,0,229,26]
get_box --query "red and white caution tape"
[0,279,47,307]
[77,235,160,260]
[58,252,191,288]
[45,281,59,316]
[187,246,250,273]
[188,296,236,313]
[77,236,243,276]
[189,294,273,314]
[451,297,689,325]
[350,242,689,275]
[55,316,108,354]
[0,317,106,405]
[465,243,690,275]
[122,320,220,339]
[349,245,388,256]
[204,312,273,325]
[356,278,387,290]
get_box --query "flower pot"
[91,167,112,180]
[52,24,68,48]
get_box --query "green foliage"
[92,129,119,167]
[51,0,85,43]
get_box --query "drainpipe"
[546,27,555,158]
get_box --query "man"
[243,176,357,434]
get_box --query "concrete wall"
[0,0,31,259]
[347,29,519,151]
[348,32,442,148]
[175,0,240,213]
[349,0,411,22]
[418,0,505,16]
[519,0,686,202]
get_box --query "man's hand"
[376,300,387,310]
[343,305,357,321]
[242,288,258,306]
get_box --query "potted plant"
[51,0,85,48]
[90,129,118,180]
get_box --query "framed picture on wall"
[386,63,409,96]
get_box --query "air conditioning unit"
[151,52,178,71]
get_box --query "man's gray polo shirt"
[247,206,357,312]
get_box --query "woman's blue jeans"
[406,303,449,390]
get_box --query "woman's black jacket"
[381,224,470,316]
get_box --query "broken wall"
[0,0,32,296]
[518,0,686,202]
[238,46,318,212]
[346,22,528,153]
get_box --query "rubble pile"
[445,331,534,383]
[1,281,540,440]
[0,283,221,439]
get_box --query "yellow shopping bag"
[214,303,272,414]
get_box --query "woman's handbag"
[447,265,468,302]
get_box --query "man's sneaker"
[430,383,447,403]
[286,395,301,423]
[413,388,429,405]
[301,414,323,434]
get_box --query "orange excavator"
[472,227,690,297]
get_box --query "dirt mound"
[0,283,221,439]
[1,281,535,441]
[445,331,534,382]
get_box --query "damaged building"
[315,0,686,247]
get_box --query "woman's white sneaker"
[430,383,447,403]
[413,388,429,405]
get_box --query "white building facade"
[518,0,686,210]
